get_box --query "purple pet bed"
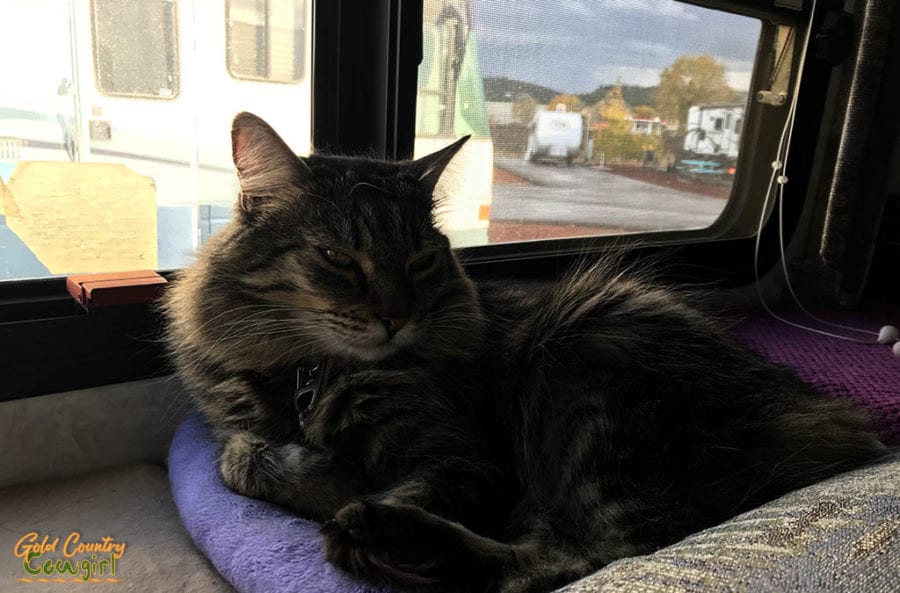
[169,414,395,593]
[169,308,900,593]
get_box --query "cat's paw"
[218,430,276,498]
[321,500,438,586]
[305,371,409,445]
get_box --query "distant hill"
[482,77,560,104]
[579,85,658,109]
[483,77,658,110]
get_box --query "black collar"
[294,360,328,429]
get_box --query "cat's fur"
[164,112,888,593]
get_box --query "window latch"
[66,270,167,308]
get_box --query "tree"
[595,84,629,122]
[592,85,662,163]
[656,55,737,133]
[511,93,537,124]
[632,105,656,119]
[547,93,583,113]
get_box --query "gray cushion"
[560,455,900,592]
[0,463,232,593]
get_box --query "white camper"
[525,107,583,165]
[683,104,744,161]
[0,0,494,279]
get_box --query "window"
[0,0,834,399]
[92,0,180,99]
[416,0,763,247]
[227,0,306,83]
[0,0,312,282]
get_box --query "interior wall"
[0,377,191,490]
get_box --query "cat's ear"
[410,135,470,194]
[231,112,309,211]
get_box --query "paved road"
[492,157,726,232]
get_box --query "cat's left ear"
[410,135,470,193]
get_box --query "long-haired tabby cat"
[164,112,887,593]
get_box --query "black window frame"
[0,0,838,401]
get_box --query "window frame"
[0,0,836,401]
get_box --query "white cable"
[752,0,897,349]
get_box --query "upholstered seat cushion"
[560,455,900,593]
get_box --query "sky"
[470,0,761,93]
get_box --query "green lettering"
[80,558,92,582]
[56,559,78,575]
[23,552,42,575]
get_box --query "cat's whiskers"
[208,304,334,345]
[212,318,302,346]
[186,303,299,334]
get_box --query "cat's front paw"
[322,500,438,587]
[218,430,276,498]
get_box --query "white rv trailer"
[0,0,492,278]
[525,107,583,165]
[683,103,745,162]
[1,0,311,205]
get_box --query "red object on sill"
[66,270,168,308]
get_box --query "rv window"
[417,0,762,247]
[227,0,306,83]
[92,0,180,99]
[0,1,311,282]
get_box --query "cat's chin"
[343,341,402,362]
[332,326,420,362]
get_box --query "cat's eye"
[319,248,354,268]
[408,252,438,275]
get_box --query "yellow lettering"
[62,532,81,558]
[112,542,126,559]
[13,532,38,559]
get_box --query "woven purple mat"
[732,308,900,445]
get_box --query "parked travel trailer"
[0,0,492,279]
[683,103,745,162]
[525,107,583,165]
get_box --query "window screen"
[415,0,761,247]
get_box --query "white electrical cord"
[751,0,900,355]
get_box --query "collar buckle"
[294,362,326,429]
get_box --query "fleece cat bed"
[169,308,900,593]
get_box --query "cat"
[163,112,888,593]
